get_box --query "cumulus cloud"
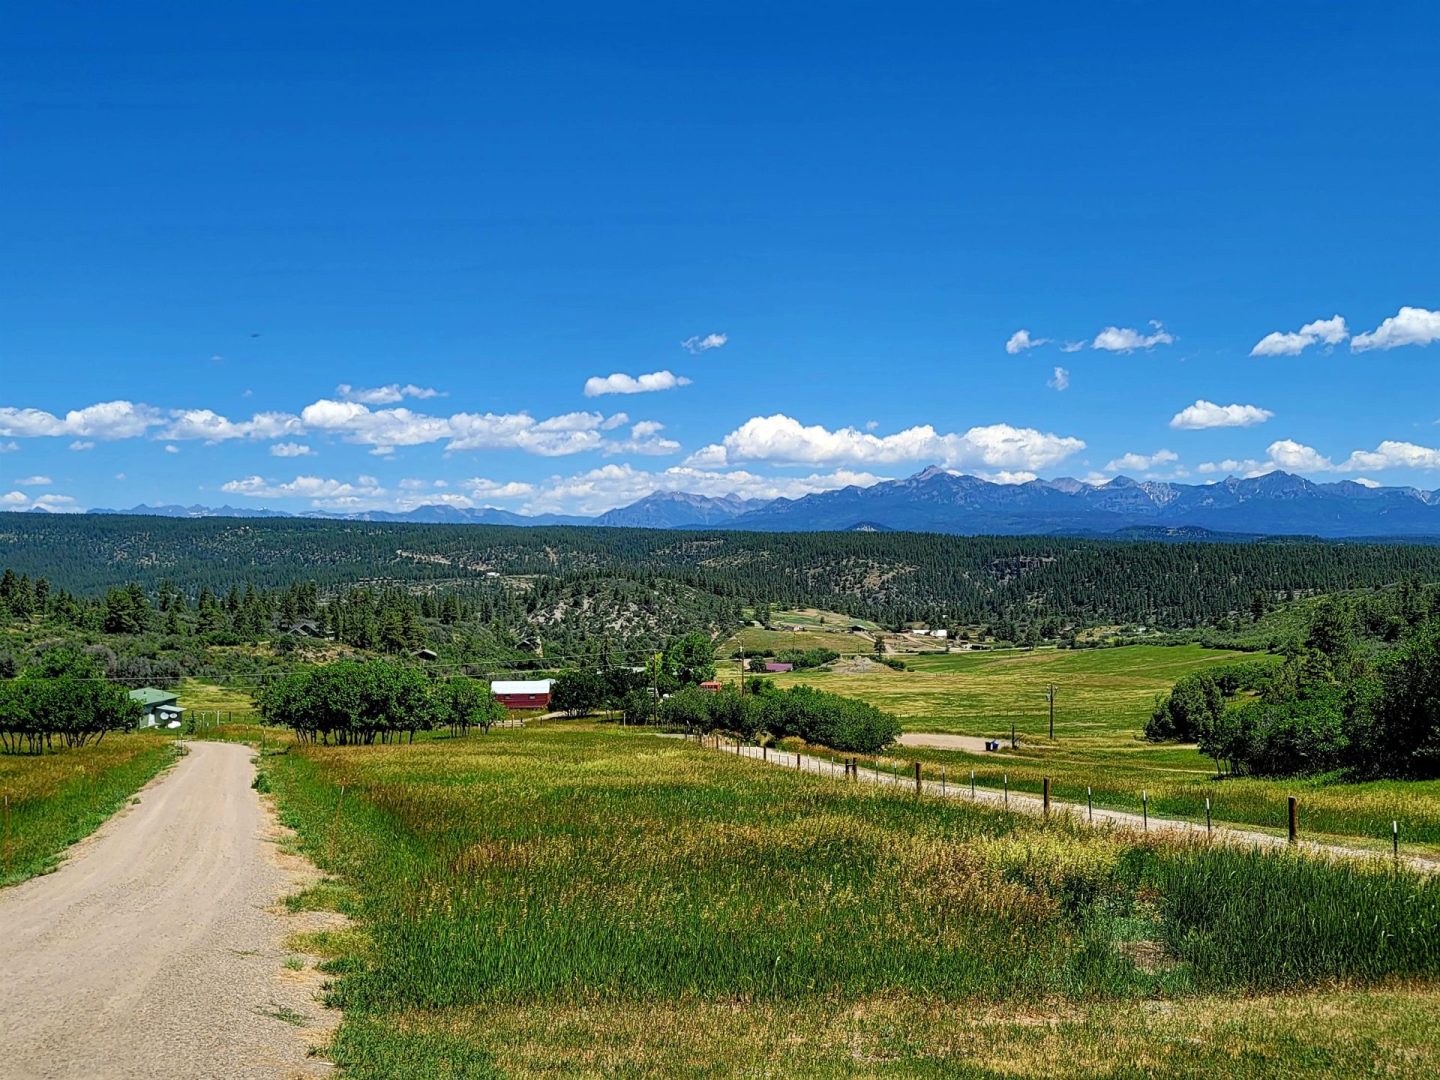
[582,370,692,397]
[1060,341,1084,353]
[1351,306,1440,352]
[2,490,79,513]
[69,441,94,451]
[335,383,443,404]
[523,463,885,517]
[1249,315,1349,357]
[221,474,387,506]
[466,477,536,499]
[0,441,17,453]
[1048,366,1070,391]
[270,442,314,457]
[602,421,682,457]
[15,475,51,486]
[0,400,164,440]
[1169,400,1274,430]
[1005,329,1048,355]
[685,414,1084,472]
[158,408,303,442]
[1091,321,1175,353]
[1103,449,1180,473]
[681,333,727,353]
[1198,437,1440,479]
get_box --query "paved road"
[704,737,1439,873]
[0,742,335,1080]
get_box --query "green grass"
[261,722,1440,1077]
[0,734,177,887]
[736,643,1440,853]
[757,644,1268,739]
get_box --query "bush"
[1145,671,1222,742]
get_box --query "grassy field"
[261,722,1440,1078]
[726,644,1440,855]
[0,735,177,887]
[749,645,1267,739]
[723,607,879,657]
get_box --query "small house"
[129,687,184,730]
[490,679,554,710]
[698,680,723,692]
[763,662,794,673]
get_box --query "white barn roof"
[490,679,554,695]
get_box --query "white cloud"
[1060,341,1084,353]
[1250,315,1349,357]
[1005,329,1048,355]
[466,477,536,500]
[69,441,94,451]
[164,444,179,454]
[1352,477,1382,488]
[2,490,78,513]
[270,442,314,457]
[0,400,164,440]
[681,333,728,353]
[1103,449,1180,473]
[15,475,51,486]
[1196,458,1268,477]
[1048,366,1070,391]
[0,441,17,453]
[335,383,444,404]
[1350,306,1440,352]
[583,370,693,397]
[1338,440,1440,472]
[1091,321,1175,353]
[1265,438,1333,472]
[602,421,682,457]
[685,414,1084,472]
[158,408,303,442]
[221,474,388,507]
[1169,400,1274,430]
[523,463,885,516]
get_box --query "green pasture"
[260,722,1440,1078]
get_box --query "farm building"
[128,687,184,730]
[490,679,554,710]
[763,662,794,673]
[699,680,723,692]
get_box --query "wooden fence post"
[1141,789,1148,832]
[1042,777,1050,817]
[1288,796,1298,844]
[913,761,922,794]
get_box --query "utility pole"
[1045,683,1057,740]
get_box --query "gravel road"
[0,741,338,1080]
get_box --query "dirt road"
[0,742,336,1080]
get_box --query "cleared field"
[264,723,1440,1078]
[722,607,878,657]
[754,644,1266,740]
[0,735,176,887]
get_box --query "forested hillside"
[6,514,1440,630]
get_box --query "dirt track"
[0,741,337,1080]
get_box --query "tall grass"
[1147,845,1440,989]
[0,734,176,886]
[260,724,1440,1075]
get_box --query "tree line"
[1147,584,1440,779]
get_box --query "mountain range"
[87,468,1440,539]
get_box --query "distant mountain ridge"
[85,468,1440,538]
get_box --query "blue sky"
[2,2,1438,515]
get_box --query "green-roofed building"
[129,687,184,730]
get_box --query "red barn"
[490,679,554,710]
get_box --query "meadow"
[0,734,176,887]
[262,721,1440,1078]
[725,644,1440,854]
